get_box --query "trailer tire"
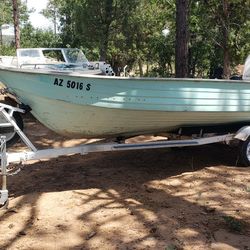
[238,137,250,167]
[0,111,23,147]
[0,199,9,210]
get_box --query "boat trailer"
[0,103,249,208]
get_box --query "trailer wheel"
[0,111,23,147]
[0,199,9,210]
[238,137,250,167]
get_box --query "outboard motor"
[99,62,115,76]
[88,61,115,76]
[243,55,250,80]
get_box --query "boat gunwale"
[0,65,248,85]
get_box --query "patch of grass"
[222,216,244,233]
[165,244,178,250]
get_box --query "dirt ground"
[0,114,249,250]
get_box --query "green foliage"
[0,45,15,56]
[0,0,29,25]
[0,1,13,25]
[0,0,30,53]
[190,0,250,77]
[0,0,250,77]
[20,24,61,48]
[222,215,244,233]
[43,0,249,77]
[118,0,174,76]
[165,244,178,250]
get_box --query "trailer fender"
[234,126,250,141]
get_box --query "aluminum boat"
[0,48,250,138]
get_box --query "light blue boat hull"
[0,67,250,138]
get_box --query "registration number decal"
[53,78,91,91]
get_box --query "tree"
[175,0,189,78]
[0,1,13,24]
[42,0,250,78]
[123,0,173,76]
[12,0,20,48]
[0,0,28,52]
[76,0,117,61]
[192,0,250,78]
[44,0,141,66]
[20,23,61,48]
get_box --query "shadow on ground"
[0,116,250,250]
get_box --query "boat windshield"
[16,48,90,68]
[63,48,89,65]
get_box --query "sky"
[26,0,53,29]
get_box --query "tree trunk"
[222,0,230,79]
[99,33,109,61]
[138,59,144,76]
[223,47,230,79]
[53,8,57,35]
[99,0,113,61]
[12,0,20,49]
[175,0,189,78]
